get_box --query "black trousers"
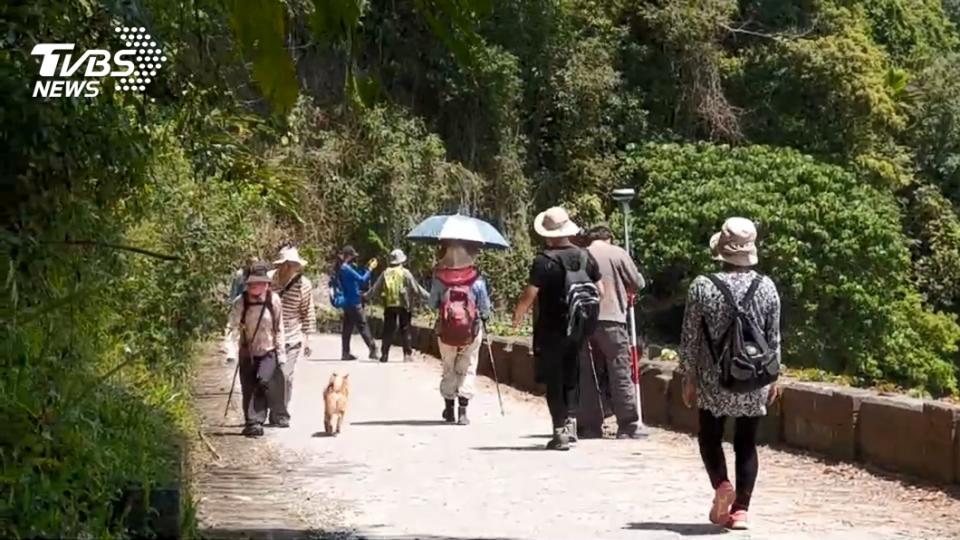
[381,307,413,359]
[239,351,278,427]
[697,409,761,511]
[535,334,585,429]
[341,304,376,356]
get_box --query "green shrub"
[623,142,960,395]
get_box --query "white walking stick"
[613,188,646,429]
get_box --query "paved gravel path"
[192,334,960,540]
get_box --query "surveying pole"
[612,188,646,430]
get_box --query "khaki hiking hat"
[534,206,581,238]
[245,261,273,284]
[273,246,308,267]
[710,217,759,267]
[389,249,407,265]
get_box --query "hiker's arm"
[428,278,443,310]
[765,279,782,366]
[622,256,645,294]
[223,299,242,360]
[586,252,605,299]
[341,264,368,282]
[407,270,430,301]
[513,285,538,329]
[678,278,704,377]
[301,278,317,337]
[475,279,492,320]
[273,295,288,365]
[367,273,384,301]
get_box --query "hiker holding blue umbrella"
[407,214,509,423]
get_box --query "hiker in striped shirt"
[269,246,317,427]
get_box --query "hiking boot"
[442,399,456,423]
[342,353,358,361]
[403,354,414,363]
[545,428,571,451]
[457,397,469,425]
[564,418,578,443]
[379,356,389,363]
[368,349,380,360]
[269,418,290,428]
[241,424,264,438]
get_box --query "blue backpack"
[329,272,346,309]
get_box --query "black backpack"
[702,274,780,393]
[546,249,600,342]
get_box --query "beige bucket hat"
[534,206,581,238]
[273,246,308,267]
[710,217,759,267]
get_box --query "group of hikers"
[222,206,782,531]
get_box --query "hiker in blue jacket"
[332,245,379,360]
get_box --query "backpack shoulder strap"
[704,274,738,311]
[741,275,764,308]
[280,273,302,297]
[240,293,249,326]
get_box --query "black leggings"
[697,409,760,511]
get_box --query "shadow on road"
[350,420,450,426]
[200,528,525,540]
[471,445,544,452]
[625,522,728,536]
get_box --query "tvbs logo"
[31,26,166,98]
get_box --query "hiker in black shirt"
[514,207,603,451]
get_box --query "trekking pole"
[224,360,240,419]
[586,342,605,431]
[482,321,505,416]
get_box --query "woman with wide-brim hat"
[223,260,287,437]
[428,239,492,425]
[678,217,782,530]
[268,246,317,427]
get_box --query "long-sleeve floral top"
[678,270,782,417]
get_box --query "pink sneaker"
[708,481,735,525]
[726,510,749,530]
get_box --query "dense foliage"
[4,0,960,535]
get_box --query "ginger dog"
[323,373,350,435]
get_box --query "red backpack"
[437,267,480,346]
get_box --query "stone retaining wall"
[367,317,960,487]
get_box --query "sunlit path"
[193,334,960,540]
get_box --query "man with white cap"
[269,246,317,427]
[513,207,604,451]
[366,248,429,363]
[679,216,782,530]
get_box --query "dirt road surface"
[191,334,960,540]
